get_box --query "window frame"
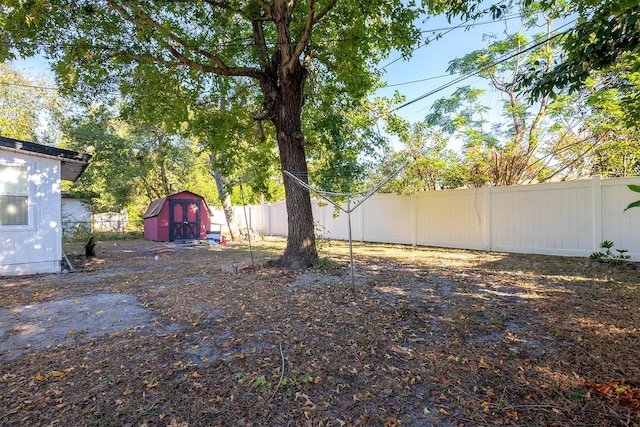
[0,162,32,228]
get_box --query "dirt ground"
[0,238,638,426]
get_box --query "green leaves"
[625,201,640,211]
[0,63,55,141]
[624,184,640,211]
[523,0,640,99]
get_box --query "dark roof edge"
[0,135,92,164]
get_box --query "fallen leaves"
[586,379,640,408]
[35,368,74,381]
[478,357,492,369]
[0,238,639,426]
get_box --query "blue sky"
[375,12,545,123]
[10,55,51,81]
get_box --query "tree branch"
[251,17,270,67]
[291,0,338,71]
[251,0,271,14]
[201,0,246,16]
[290,0,316,67]
[105,0,263,79]
[313,0,338,24]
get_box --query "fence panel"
[415,188,487,250]
[241,176,640,261]
[237,203,287,237]
[313,200,350,241]
[489,180,594,256]
[601,177,640,255]
[361,194,414,244]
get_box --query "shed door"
[169,198,200,240]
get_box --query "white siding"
[1,151,62,275]
[61,197,92,238]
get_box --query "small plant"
[314,221,330,251]
[313,256,338,271]
[62,222,92,243]
[568,391,585,402]
[250,376,269,388]
[491,313,509,326]
[589,240,631,265]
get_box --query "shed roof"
[142,197,166,219]
[0,135,92,182]
[142,191,209,219]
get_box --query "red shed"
[142,191,212,242]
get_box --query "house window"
[0,164,28,226]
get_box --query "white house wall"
[62,198,91,223]
[61,197,92,238]
[1,151,62,275]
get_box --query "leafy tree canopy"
[0,62,60,142]
[520,0,640,100]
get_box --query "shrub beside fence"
[229,176,640,261]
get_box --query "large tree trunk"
[278,134,317,269]
[247,0,316,269]
[273,63,317,269]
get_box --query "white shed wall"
[62,197,91,223]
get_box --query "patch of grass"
[491,313,509,325]
[312,256,339,271]
[90,418,112,427]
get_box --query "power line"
[3,14,523,54]
[378,20,473,71]
[391,20,576,112]
[2,16,576,109]
[419,13,524,34]
[3,8,521,62]
[3,32,418,52]
[0,80,57,91]
[383,73,452,88]
[377,10,523,71]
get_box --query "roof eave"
[0,136,92,182]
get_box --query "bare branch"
[251,18,270,67]
[289,0,316,71]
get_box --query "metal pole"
[283,161,409,288]
[347,195,354,289]
[239,181,254,267]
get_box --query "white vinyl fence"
[230,176,640,261]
